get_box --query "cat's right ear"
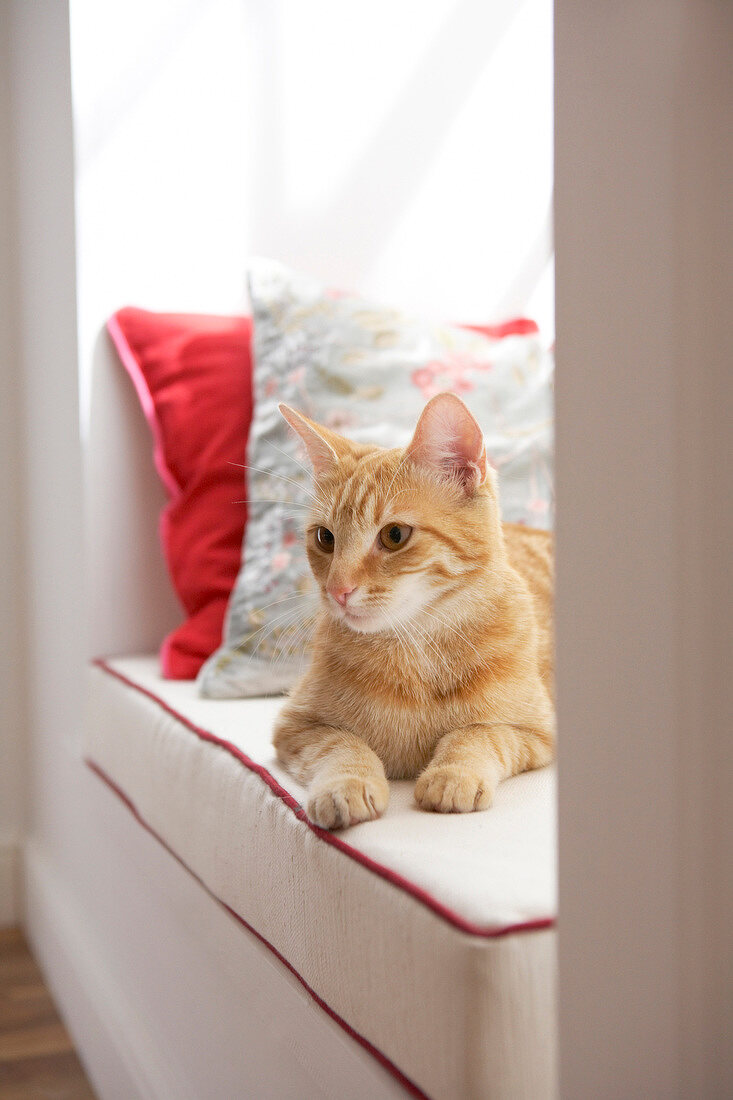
[278,404,339,477]
[405,392,488,493]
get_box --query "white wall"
[555,3,733,1096]
[70,0,554,422]
[0,6,27,927]
[3,2,87,934]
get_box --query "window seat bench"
[86,656,557,1100]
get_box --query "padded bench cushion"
[86,656,557,1100]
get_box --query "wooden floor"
[0,928,96,1099]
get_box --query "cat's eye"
[315,526,335,553]
[379,523,413,551]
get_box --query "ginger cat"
[273,392,555,830]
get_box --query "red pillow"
[108,308,536,680]
[108,308,253,679]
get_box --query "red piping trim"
[86,760,429,1100]
[91,657,556,940]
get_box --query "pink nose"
[328,585,356,607]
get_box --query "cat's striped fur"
[273,393,555,830]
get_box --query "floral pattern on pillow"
[198,261,554,698]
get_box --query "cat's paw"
[308,774,389,830]
[414,765,496,813]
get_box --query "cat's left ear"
[405,393,488,493]
[279,404,342,476]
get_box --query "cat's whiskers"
[262,438,315,481]
[397,631,429,696]
[391,614,434,677]
[229,461,328,509]
[403,621,435,670]
[270,611,318,672]
[234,601,308,658]
[242,591,310,617]
[404,616,457,682]
[385,615,425,690]
[233,606,301,657]
[232,498,313,508]
[244,607,312,663]
[295,613,319,657]
[387,615,413,663]
[387,619,407,660]
[418,607,485,665]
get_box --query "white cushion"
[87,656,557,1099]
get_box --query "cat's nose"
[328,584,356,607]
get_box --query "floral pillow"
[197,261,553,698]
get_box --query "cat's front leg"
[415,723,554,813]
[274,711,389,830]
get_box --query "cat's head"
[279,393,503,634]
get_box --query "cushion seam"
[91,656,557,939]
[86,758,430,1100]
